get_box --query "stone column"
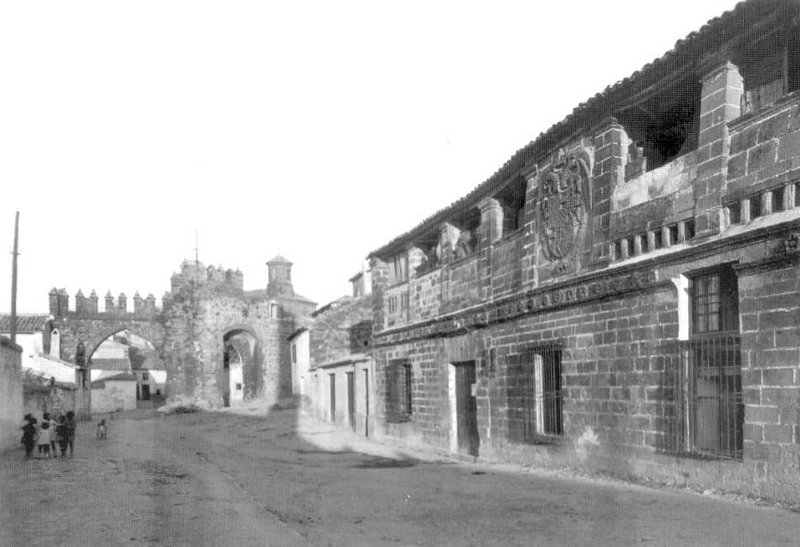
[695,60,743,238]
[439,222,461,264]
[369,258,390,333]
[477,198,503,247]
[593,118,627,265]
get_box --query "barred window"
[385,360,412,423]
[669,265,743,460]
[507,345,563,443]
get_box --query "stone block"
[747,141,777,173]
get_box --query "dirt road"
[1,404,798,546]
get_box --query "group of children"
[20,411,76,459]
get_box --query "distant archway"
[89,329,167,411]
[221,328,260,407]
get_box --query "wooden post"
[10,211,19,345]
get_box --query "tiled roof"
[244,289,317,305]
[367,0,792,259]
[91,371,136,387]
[0,315,49,334]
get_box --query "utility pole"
[10,211,19,345]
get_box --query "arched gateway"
[46,257,315,414]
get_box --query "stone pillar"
[662,226,672,248]
[105,291,115,313]
[478,198,503,247]
[118,292,127,313]
[593,118,627,265]
[439,222,461,264]
[407,246,425,280]
[695,60,744,238]
[370,258,390,333]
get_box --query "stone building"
[0,336,22,450]
[292,269,374,436]
[44,255,315,410]
[366,1,800,504]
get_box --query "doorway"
[329,373,336,422]
[450,361,479,457]
[347,371,355,431]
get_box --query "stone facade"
[46,256,315,410]
[366,1,800,504]
[297,284,375,436]
[0,337,22,451]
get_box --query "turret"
[118,292,127,312]
[105,291,114,312]
[266,255,294,298]
[57,289,69,315]
[49,288,59,316]
[89,290,99,314]
[75,290,87,315]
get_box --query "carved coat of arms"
[531,149,592,279]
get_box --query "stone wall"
[0,337,22,451]
[309,296,372,366]
[726,97,800,217]
[162,291,295,407]
[372,229,800,503]
[23,381,76,419]
[411,269,441,321]
[90,379,136,413]
[737,261,800,501]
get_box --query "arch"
[219,325,262,407]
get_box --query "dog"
[96,419,107,440]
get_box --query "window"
[400,293,409,310]
[388,254,408,285]
[142,372,149,381]
[677,265,743,460]
[291,343,297,364]
[385,360,412,423]
[692,267,739,334]
[386,296,397,313]
[507,345,563,443]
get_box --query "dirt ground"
[1,403,799,546]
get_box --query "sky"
[0,0,742,314]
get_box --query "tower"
[266,255,294,298]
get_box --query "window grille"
[385,360,412,423]
[670,334,743,460]
[507,344,563,443]
[665,265,743,460]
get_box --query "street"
[1,404,798,546]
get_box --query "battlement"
[169,259,244,295]
[48,288,161,319]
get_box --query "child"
[50,413,62,457]
[96,419,107,440]
[37,421,52,458]
[20,414,37,458]
[62,411,76,457]
[56,416,68,456]
[42,412,58,458]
